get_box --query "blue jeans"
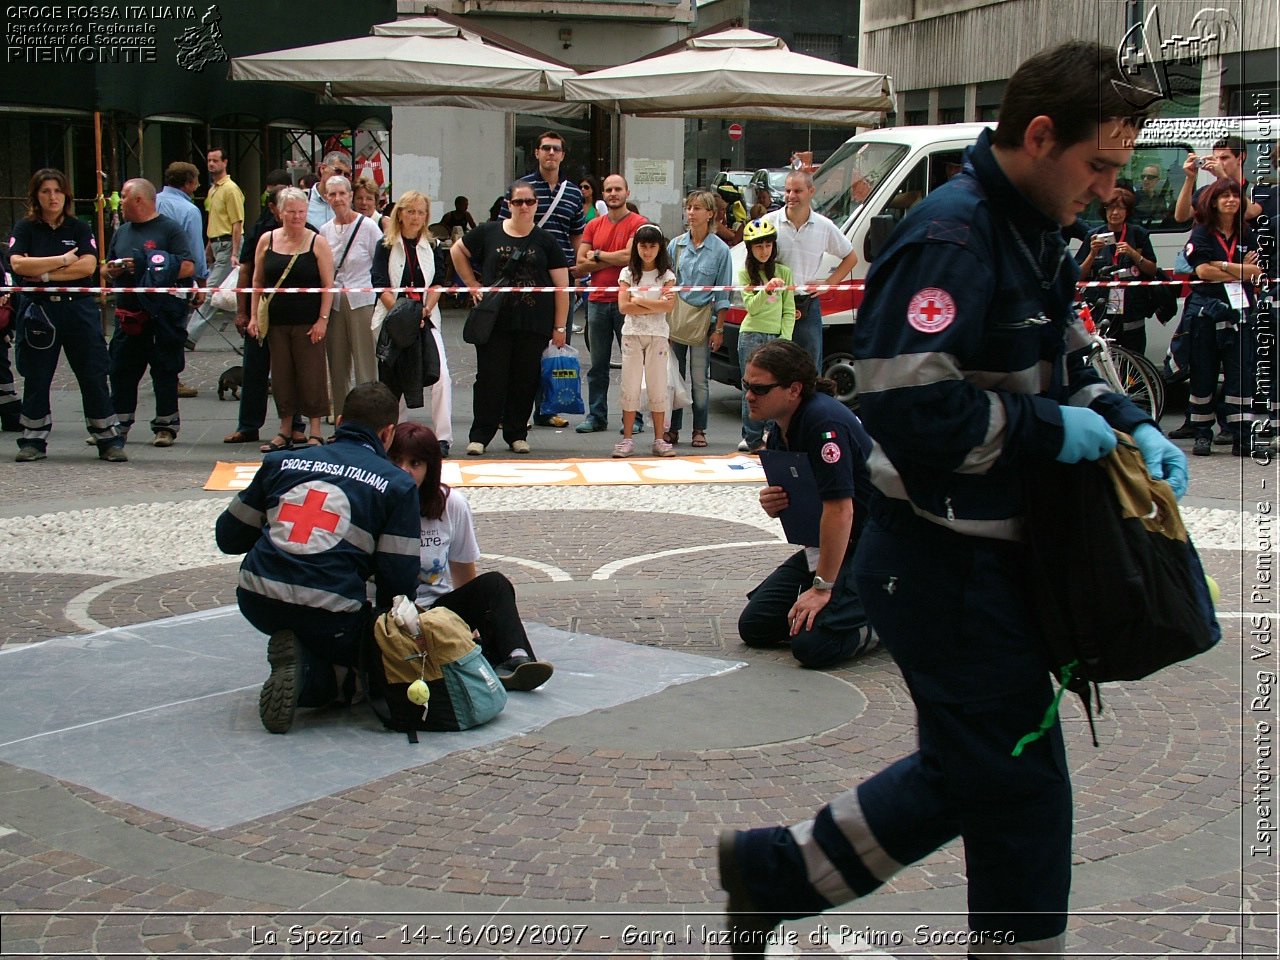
[186,238,234,345]
[15,297,123,453]
[668,340,709,433]
[737,329,777,445]
[585,300,625,427]
[792,296,823,370]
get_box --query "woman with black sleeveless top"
[249,187,335,452]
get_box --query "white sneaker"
[466,442,485,456]
[737,439,750,452]
[612,437,634,457]
[651,439,676,457]
[510,439,531,454]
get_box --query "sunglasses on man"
[742,380,786,396]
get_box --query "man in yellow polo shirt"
[185,145,245,358]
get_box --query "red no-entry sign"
[727,123,743,141]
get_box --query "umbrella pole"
[94,111,107,333]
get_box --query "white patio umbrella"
[230,16,577,113]
[562,28,895,125]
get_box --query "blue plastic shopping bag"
[538,344,585,417]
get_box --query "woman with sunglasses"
[579,175,606,223]
[450,180,570,455]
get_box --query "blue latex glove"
[1056,406,1118,463]
[1132,423,1189,500]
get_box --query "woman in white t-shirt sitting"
[387,422,553,692]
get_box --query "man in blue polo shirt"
[502,131,585,427]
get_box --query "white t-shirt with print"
[619,266,676,338]
[413,491,481,604]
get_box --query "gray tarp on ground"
[0,608,739,831]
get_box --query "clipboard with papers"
[758,449,822,546]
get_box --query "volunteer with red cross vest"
[763,170,859,370]
[717,42,1188,958]
[734,340,877,668]
[216,382,420,735]
[9,167,127,463]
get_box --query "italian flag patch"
[821,431,837,440]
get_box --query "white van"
[711,116,1275,402]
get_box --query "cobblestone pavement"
[0,313,1276,957]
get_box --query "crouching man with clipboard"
[737,340,878,668]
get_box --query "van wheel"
[823,352,858,408]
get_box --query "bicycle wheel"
[1094,345,1164,420]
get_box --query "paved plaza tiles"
[0,312,1275,957]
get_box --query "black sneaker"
[1192,437,1212,457]
[260,630,303,734]
[495,655,554,692]
[1167,421,1196,440]
[718,831,780,960]
[1213,431,1235,446]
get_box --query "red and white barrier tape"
[0,278,1244,296]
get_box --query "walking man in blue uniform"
[216,381,421,734]
[716,41,1188,958]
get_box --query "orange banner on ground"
[204,455,767,492]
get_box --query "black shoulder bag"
[462,240,529,346]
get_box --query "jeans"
[737,330,777,445]
[585,300,625,427]
[186,238,235,345]
[15,297,123,453]
[792,295,823,370]
[668,340,709,433]
[236,329,271,434]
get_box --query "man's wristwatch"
[812,575,835,592]
[592,250,601,263]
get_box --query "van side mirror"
[864,214,897,262]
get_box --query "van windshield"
[812,141,910,228]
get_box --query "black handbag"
[462,240,528,346]
[462,292,506,346]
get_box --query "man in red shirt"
[571,174,647,433]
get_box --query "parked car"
[747,168,789,211]
[710,170,753,196]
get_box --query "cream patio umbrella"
[230,16,578,114]
[562,28,894,125]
